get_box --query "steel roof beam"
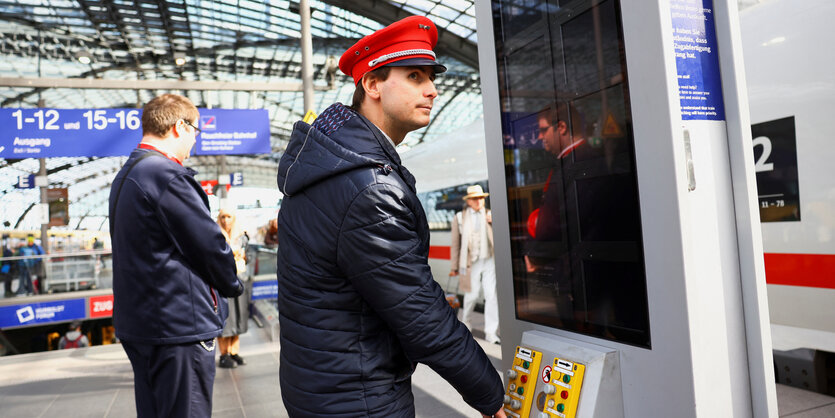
[318,0,479,69]
[0,77,332,91]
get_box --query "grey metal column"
[218,155,227,205]
[299,0,315,113]
[38,158,49,253]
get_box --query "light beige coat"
[450,209,493,292]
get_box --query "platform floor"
[0,311,832,417]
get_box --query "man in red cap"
[276,15,506,418]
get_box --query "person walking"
[109,93,243,418]
[216,209,249,369]
[275,15,505,418]
[450,185,500,344]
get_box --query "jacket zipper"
[208,284,218,313]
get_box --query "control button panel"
[542,357,585,418]
[503,346,542,418]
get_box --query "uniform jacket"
[109,148,243,345]
[276,103,504,417]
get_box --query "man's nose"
[425,81,437,98]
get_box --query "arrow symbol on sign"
[0,146,5,153]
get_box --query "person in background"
[262,218,278,247]
[450,185,500,344]
[16,235,43,296]
[216,209,250,369]
[109,93,244,417]
[58,320,89,349]
[275,16,505,418]
[1,235,15,297]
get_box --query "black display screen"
[491,0,651,347]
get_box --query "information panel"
[252,279,278,300]
[752,116,800,222]
[671,0,725,120]
[0,108,270,158]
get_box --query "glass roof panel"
[0,0,485,229]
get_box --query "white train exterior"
[404,0,834,352]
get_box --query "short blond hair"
[141,94,199,137]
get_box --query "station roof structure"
[0,0,481,231]
[0,0,764,231]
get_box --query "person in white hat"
[450,185,500,344]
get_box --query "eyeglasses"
[183,119,201,134]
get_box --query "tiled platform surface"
[0,312,832,417]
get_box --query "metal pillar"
[300,0,315,113]
[38,158,49,253]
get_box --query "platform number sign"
[752,116,800,222]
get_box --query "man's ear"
[361,73,382,101]
[556,120,568,135]
[172,120,184,138]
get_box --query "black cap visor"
[384,57,447,74]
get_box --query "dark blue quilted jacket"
[109,148,244,344]
[276,103,504,417]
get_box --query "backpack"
[63,334,83,349]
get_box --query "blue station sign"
[0,108,271,158]
[251,279,278,300]
[0,298,86,329]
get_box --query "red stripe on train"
[429,248,834,289]
[428,246,450,260]
[764,253,835,289]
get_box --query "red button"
[520,375,528,383]
[561,390,569,399]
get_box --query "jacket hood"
[277,103,401,196]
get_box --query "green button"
[557,403,565,412]
[516,387,524,395]
[563,374,571,384]
[522,361,530,369]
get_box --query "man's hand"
[482,406,508,418]
[449,269,458,276]
[486,211,492,224]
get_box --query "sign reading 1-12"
[11,109,60,130]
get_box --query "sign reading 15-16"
[1,108,270,158]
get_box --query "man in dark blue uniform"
[109,94,243,417]
[276,16,505,418]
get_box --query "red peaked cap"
[339,15,447,85]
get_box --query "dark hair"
[141,94,199,137]
[537,102,585,136]
[349,66,392,111]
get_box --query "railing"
[1,244,277,299]
[1,250,112,296]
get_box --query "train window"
[491,0,651,347]
[418,182,490,231]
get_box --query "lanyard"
[138,143,182,165]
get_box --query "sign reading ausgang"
[0,108,270,158]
